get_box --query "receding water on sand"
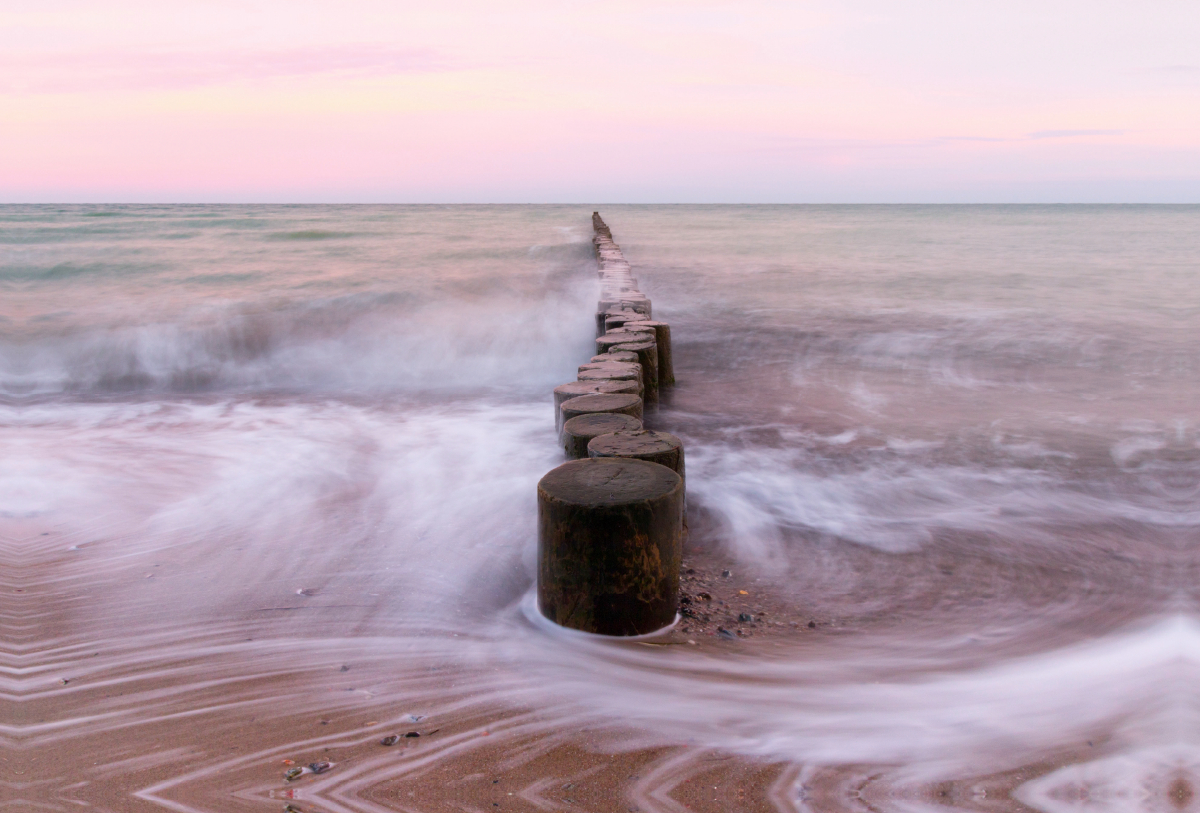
[2,204,1199,811]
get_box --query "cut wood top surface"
[608,338,655,352]
[562,412,642,438]
[587,429,682,458]
[537,457,681,507]
[592,351,639,364]
[596,334,655,351]
[554,380,639,398]
[559,392,642,414]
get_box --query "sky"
[1,0,1198,203]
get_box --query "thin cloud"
[1027,129,1124,139]
[937,136,1011,143]
[0,45,458,94]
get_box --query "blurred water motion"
[1,204,1198,812]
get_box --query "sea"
[2,204,1198,812]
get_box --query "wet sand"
[5,478,1181,813]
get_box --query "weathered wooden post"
[559,392,643,429]
[553,380,640,432]
[578,362,642,384]
[561,412,642,459]
[605,312,644,332]
[538,458,683,635]
[591,350,639,364]
[608,338,658,403]
[579,360,641,375]
[595,331,653,354]
[592,211,612,239]
[625,321,674,386]
[576,370,643,398]
[586,429,685,481]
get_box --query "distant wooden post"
[625,321,674,385]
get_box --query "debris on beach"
[380,735,400,746]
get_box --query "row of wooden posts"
[536,213,686,637]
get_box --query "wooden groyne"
[537,213,685,636]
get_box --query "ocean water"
[2,204,1199,812]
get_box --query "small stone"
[308,761,332,774]
[721,570,732,577]
[738,613,753,623]
[717,628,737,640]
[404,731,420,738]
[380,735,400,746]
[808,621,817,629]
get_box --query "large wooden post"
[538,458,683,635]
[537,212,685,637]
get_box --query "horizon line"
[3,201,1198,207]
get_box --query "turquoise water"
[2,205,1199,811]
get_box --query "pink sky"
[2,0,1197,202]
